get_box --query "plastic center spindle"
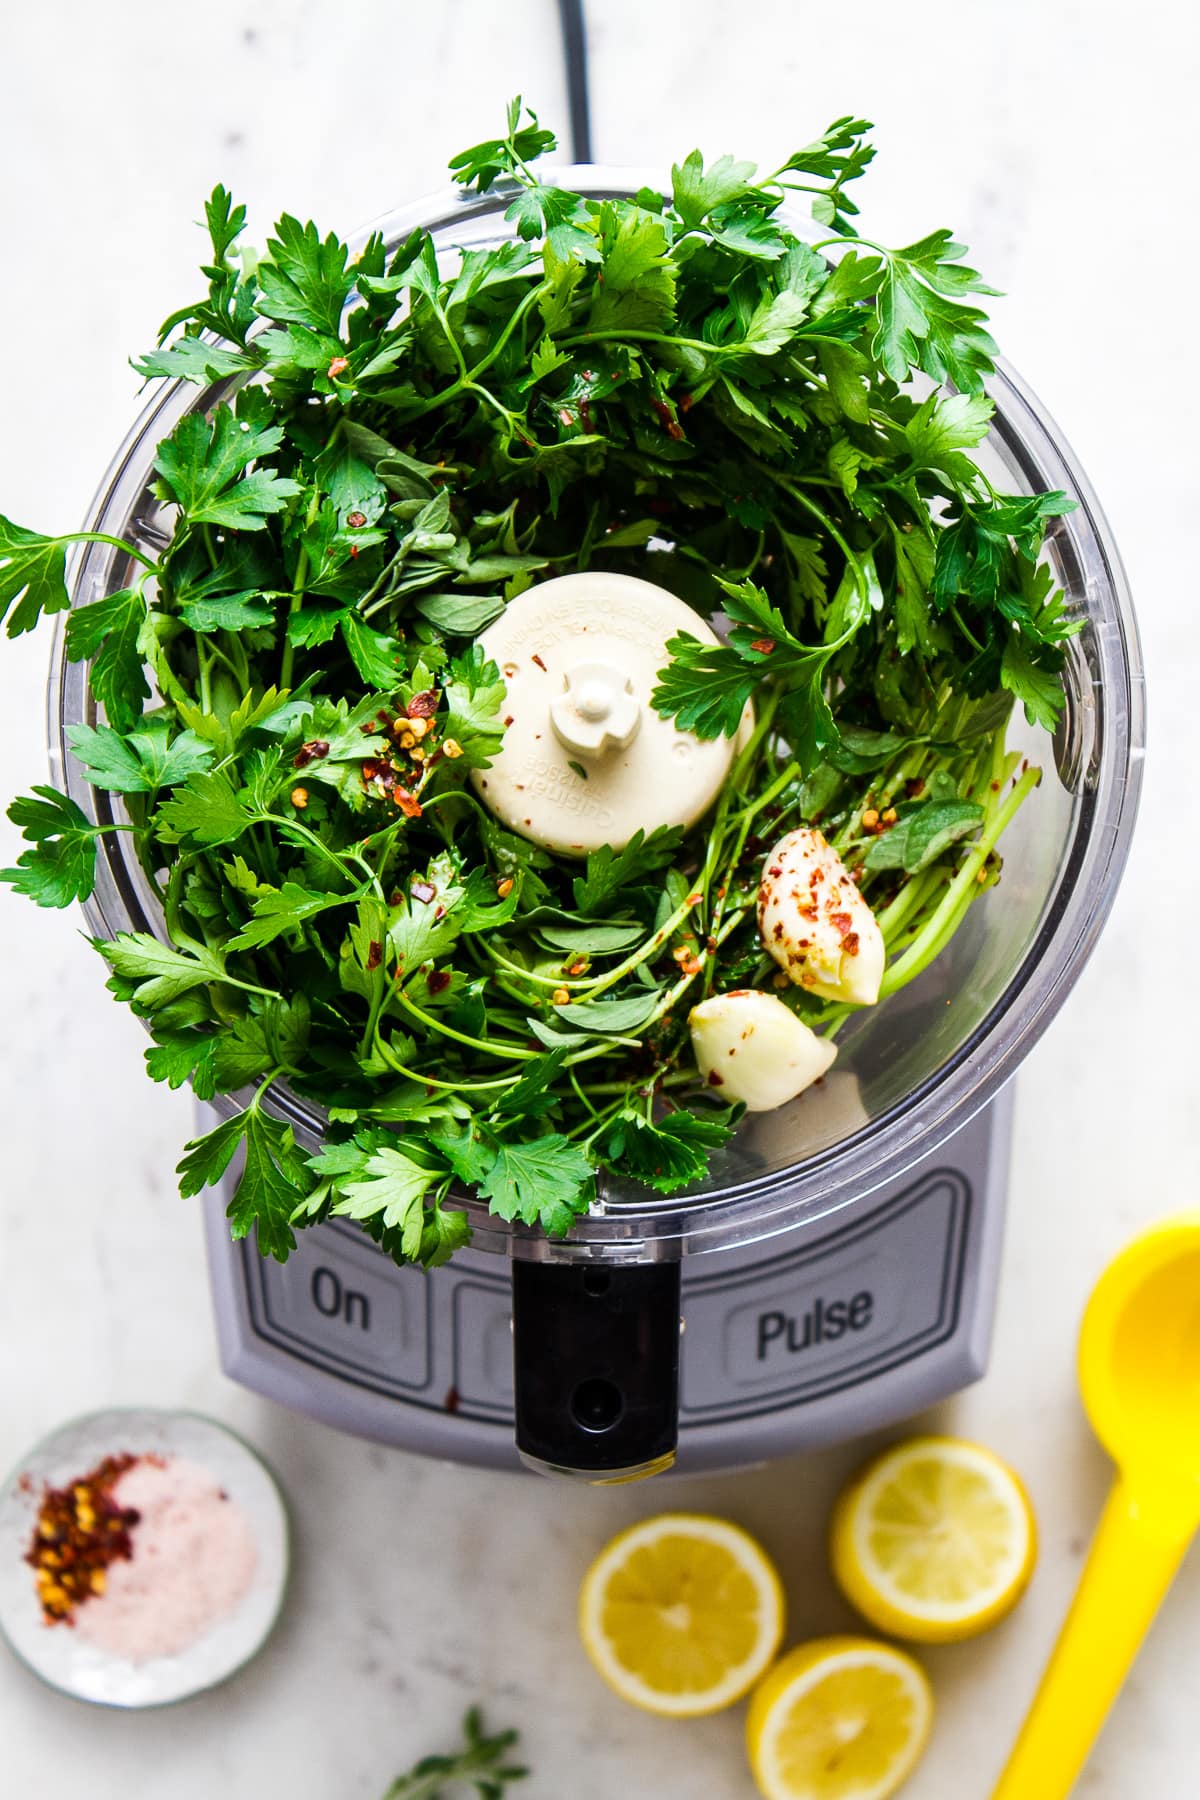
[550,658,642,757]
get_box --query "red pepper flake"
[292,739,331,768]
[25,1453,142,1624]
[831,912,855,938]
[327,354,349,378]
[531,653,548,671]
[407,690,439,719]
[366,941,383,971]
[411,881,437,905]
[679,393,695,413]
[394,787,423,820]
[707,1069,725,1087]
[649,398,684,440]
[444,1386,461,1414]
[346,510,367,529]
[426,969,452,995]
[750,638,777,656]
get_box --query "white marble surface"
[0,2,1197,1793]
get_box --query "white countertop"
[1,3,1197,1794]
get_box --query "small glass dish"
[0,1408,289,1707]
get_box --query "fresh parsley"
[0,100,1069,1277]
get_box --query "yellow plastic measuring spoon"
[992,1214,1200,1798]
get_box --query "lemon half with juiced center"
[746,1638,933,1800]
[578,1512,784,1716]
[830,1435,1038,1643]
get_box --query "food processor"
[48,171,1144,1480]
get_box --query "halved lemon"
[747,1638,933,1800]
[578,1512,784,1716]
[830,1435,1037,1643]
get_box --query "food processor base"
[203,1087,1012,1475]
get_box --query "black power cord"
[556,0,593,163]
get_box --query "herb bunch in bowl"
[0,101,1077,1268]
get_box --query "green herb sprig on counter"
[0,100,1077,1268]
[381,1709,526,1799]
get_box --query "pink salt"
[74,1455,258,1662]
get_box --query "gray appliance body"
[204,1089,1010,1473]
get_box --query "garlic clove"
[757,827,885,1006]
[689,989,837,1112]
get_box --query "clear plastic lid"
[49,170,1145,1261]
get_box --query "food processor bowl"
[49,170,1144,1477]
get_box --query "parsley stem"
[878,765,1041,999]
[405,282,549,421]
[279,487,323,690]
[392,991,538,1060]
[197,640,213,713]
[471,937,593,991]
[644,905,755,1031]
[752,462,862,577]
[260,813,378,890]
[373,1030,519,1093]
[558,328,718,357]
[62,531,157,573]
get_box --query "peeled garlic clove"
[689,989,837,1112]
[758,827,885,1006]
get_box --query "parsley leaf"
[330,1145,441,1258]
[227,880,361,951]
[863,799,984,872]
[609,1109,736,1194]
[178,1097,311,1262]
[507,184,598,262]
[870,230,1000,393]
[389,891,462,978]
[145,1030,218,1101]
[903,391,994,480]
[156,771,256,846]
[779,115,876,227]
[64,587,150,733]
[1001,633,1067,730]
[341,613,404,690]
[256,214,356,339]
[443,649,507,768]
[448,96,557,192]
[588,205,677,333]
[97,932,230,1011]
[67,719,213,793]
[134,337,258,384]
[153,404,301,529]
[475,1135,594,1236]
[571,826,684,913]
[230,1106,310,1258]
[1,786,99,907]
[671,150,757,227]
[0,514,70,637]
